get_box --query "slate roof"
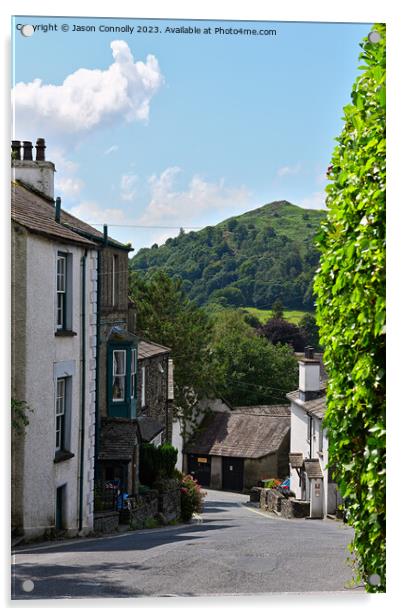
[98,418,139,461]
[185,406,290,459]
[12,183,96,248]
[232,405,290,417]
[137,416,164,442]
[12,181,129,250]
[138,339,171,360]
[303,458,324,479]
[287,390,326,419]
[289,453,304,468]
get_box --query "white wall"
[289,402,310,497]
[171,418,183,471]
[290,397,333,516]
[21,235,96,537]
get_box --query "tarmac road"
[12,489,363,600]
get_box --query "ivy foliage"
[11,398,33,434]
[314,24,386,592]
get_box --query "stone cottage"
[136,340,174,446]
[184,405,290,492]
[11,139,97,539]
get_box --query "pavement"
[11,489,364,600]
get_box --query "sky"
[12,16,370,251]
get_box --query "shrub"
[180,475,205,522]
[262,478,281,489]
[259,318,307,352]
[139,442,179,487]
[159,443,178,479]
[313,24,386,592]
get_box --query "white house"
[286,348,341,518]
[11,139,97,539]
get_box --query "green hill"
[130,200,326,310]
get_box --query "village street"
[12,489,362,600]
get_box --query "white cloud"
[56,177,84,197]
[13,40,163,137]
[276,163,302,177]
[300,190,327,210]
[120,173,138,201]
[104,145,119,155]
[139,167,251,226]
[68,201,127,225]
[53,147,84,198]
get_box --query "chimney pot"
[22,141,33,161]
[12,140,21,160]
[304,346,314,359]
[103,224,108,245]
[35,138,46,161]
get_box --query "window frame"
[130,348,137,400]
[56,254,67,330]
[55,377,66,451]
[112,349,126,402]
[141,365,146,408]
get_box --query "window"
[56,251,72,332]
[55,378,66,450]
[56,254,66,329]
[112,350,126,402]
[141,366,146,407]
[319,424,324,452]
[130,349,136,399]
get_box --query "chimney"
[298,346,321,401]
[11,138,55,199]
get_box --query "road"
[12,489,361,599]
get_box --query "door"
[222,457,244,492]
[187,454,211,487]
[56,485,65,530]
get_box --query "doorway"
[222,457,244,492]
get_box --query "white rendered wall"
[22,235,96,537]
[171,418,183,471]
[289,401,310,497]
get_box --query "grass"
[243,307,310,325]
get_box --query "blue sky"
[12,16,370,251]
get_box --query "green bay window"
[107,327,138,419]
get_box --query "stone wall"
[259,488,310,519]
[94,511,120,534]
[137,353,172,442]
[127,490,159,527]
[158,487,181,523]
[127,482,181,527]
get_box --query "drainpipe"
[79,249,87,532]
[55,197,61,223]
[94,248,101,481]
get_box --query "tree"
[259,318,306,352]
[210,310,298,406]
[298,313,320,350]
[129,270,214,441]
[272,299,284,319]
[313,24,385,592]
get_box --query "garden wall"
[259,488,310,519]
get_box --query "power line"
[87,223,204,230]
